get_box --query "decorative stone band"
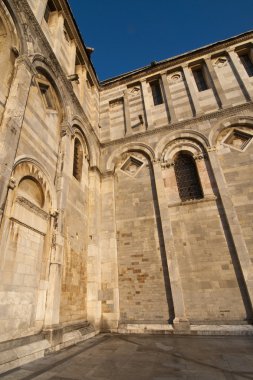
[193,152,205,160]
[8,177,16,190]
[161,159,175,169]
[168,194,217,208]
[15,196,49,220]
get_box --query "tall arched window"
[73,138,83,181]
[174,152,203,201]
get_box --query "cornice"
[13,0,100,148]
[58,0,99,86]
[101,31,253,89]
[100,101,253,149]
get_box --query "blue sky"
[68,0,253,81]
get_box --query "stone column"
[140,80,153,129]
[205,57,231,108]
[152,160,190,330]
[0,56,33,225]
[182,65,203,116]
[207,147,253,310]
[161,73,177,124]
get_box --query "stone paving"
[1,334,253,380]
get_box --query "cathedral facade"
[0,0,253,373]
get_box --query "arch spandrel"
[209,116,253,147]
[155,129,209,161]
[106,142,155,173]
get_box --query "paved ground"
[1,334,253,380]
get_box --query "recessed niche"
[18,177,44,208]
[224,129,253,151]
[120,156,144,177]
[169,72,182,83]
[214,57,227,68]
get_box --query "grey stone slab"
[1,334,253,380]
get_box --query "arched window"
[174,152,203,201]
[73,138,83,181]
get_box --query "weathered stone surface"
[0,0,253,374]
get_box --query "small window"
[239,53,253,77]
[174,153,203,202]
[150,80,163,106]
[192,67,209,92]
[73,138,83,181]
[44,0,56,23]
[38,82,55,110]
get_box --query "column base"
[173,317,190,331]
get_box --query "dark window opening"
[150,80,163,106]
[38,82,55,109]
[192,67,209,92]
[73,138,83,181]
[44,0,57,23]
[239,53,253,77]
[174,153,203,202]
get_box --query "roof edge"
[100,30,253,86]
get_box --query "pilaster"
[207,148,253,313]
[152,160,190,330]
[100,173,120,330]
[205,57,231,108]
[227,50,251,101]
[123,90,132,136]
[44,124,72,328]
[161,73,177,123]
[87,167,102,328]
[182,65,203,116]
[140,79,154,129]
[0,56,33,225]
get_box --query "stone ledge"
[190,324,253,336]
[0,339,50,375]
[110,323,253,336]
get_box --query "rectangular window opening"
[44,0,57,23]
[150,80,163,106]
[39,83,55,110]
[239,53,253,77]
[192,67,209,92]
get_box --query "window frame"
[222,128,253,152]
[149,79,164,106]
[37,79,57,111]
[72,137,84,182]
[174,152,203,202]
[191,62,210,92]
